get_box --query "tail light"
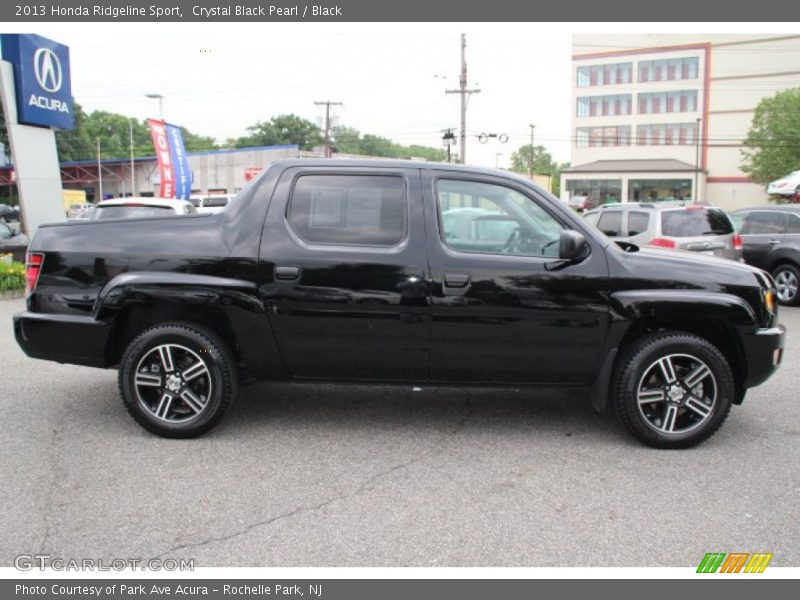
[733,233,743,250]
[25,252,44,296]
[649,238,676,249]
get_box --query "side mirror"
[559,230,590,262]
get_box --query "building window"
[576,126,632,147]
[637,123,698,146]
[639,57,699,82]
[628,179,693,202]
[576,94,632,117]
[638,90,697,114]
[576,62,633,88]
[566,179,622,206]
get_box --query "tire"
[613,332,735,449]
[119,323,238,438]
[772,263,800,306]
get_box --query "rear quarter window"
[661,208,733,237]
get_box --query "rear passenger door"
[740,211,787,270]
[259,167,430,381]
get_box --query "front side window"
[437,179,565,258]
[287,175,406,246]
[597,211,623,237]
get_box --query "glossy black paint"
[13,159,785,409]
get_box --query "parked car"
[583,202,742,261]
[0,219,28,247]
[0,203,20,223]
[767,170,800,198]
[14,160,785,448]
[730,205,800,306]
[188,194,234,214]
[90,197,198,220]
[67,206,95,221]
[66,203,94,219]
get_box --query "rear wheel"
[119,323,238,438]
[613,332,735,449]
[772,263,800,306]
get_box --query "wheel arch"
[591,290,753,413]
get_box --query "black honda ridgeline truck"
[14,160,786,448]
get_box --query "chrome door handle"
[768,240,781,245]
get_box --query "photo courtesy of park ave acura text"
[0,13,798,577]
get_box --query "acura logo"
[33,48,63,93]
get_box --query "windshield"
[661,208,734,237]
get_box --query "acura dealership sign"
[1,33,74,129]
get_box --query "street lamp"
[528,123,536,180]
[145,93,164,120]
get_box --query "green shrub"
[0,260,25,293]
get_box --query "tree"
[331,124,445,161]
[234,114,321,150]
[509,144,556,176]
[741,88,800,187]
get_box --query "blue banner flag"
[165,123,192,199]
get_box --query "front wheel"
[772,263,800,306]
[613,332,735,449]
[119,323,238,438]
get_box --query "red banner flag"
[148,119,174,198]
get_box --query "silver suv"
[583,202,743,261]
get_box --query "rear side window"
[627,211,650,236]
[743,211,788,235]
[661,208,734,237]
[204,196,229,208]
[597,211,623,237]
[288,175,406,246]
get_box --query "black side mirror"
[559,230,590,262]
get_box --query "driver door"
[422,171,610,385]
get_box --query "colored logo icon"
[697,552,773,573]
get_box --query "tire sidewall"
[120,325,234,438]
[616,335,734,448]
[772,264,800,306]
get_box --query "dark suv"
[731,205,800,306]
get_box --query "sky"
[1,22,793,169]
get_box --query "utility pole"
[528,124,536,179]
[314,100,343,158]
[446,34,480,164]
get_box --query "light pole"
[129,118,136,197]
[694,117,702,201]
[495,153,503,169]
[96,137,103,202]
[145,93,164,120]
[528,123,536,179]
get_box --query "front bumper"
[742,324,786,388]
[14,311,111,368]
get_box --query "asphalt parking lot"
[1,296,798,568]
